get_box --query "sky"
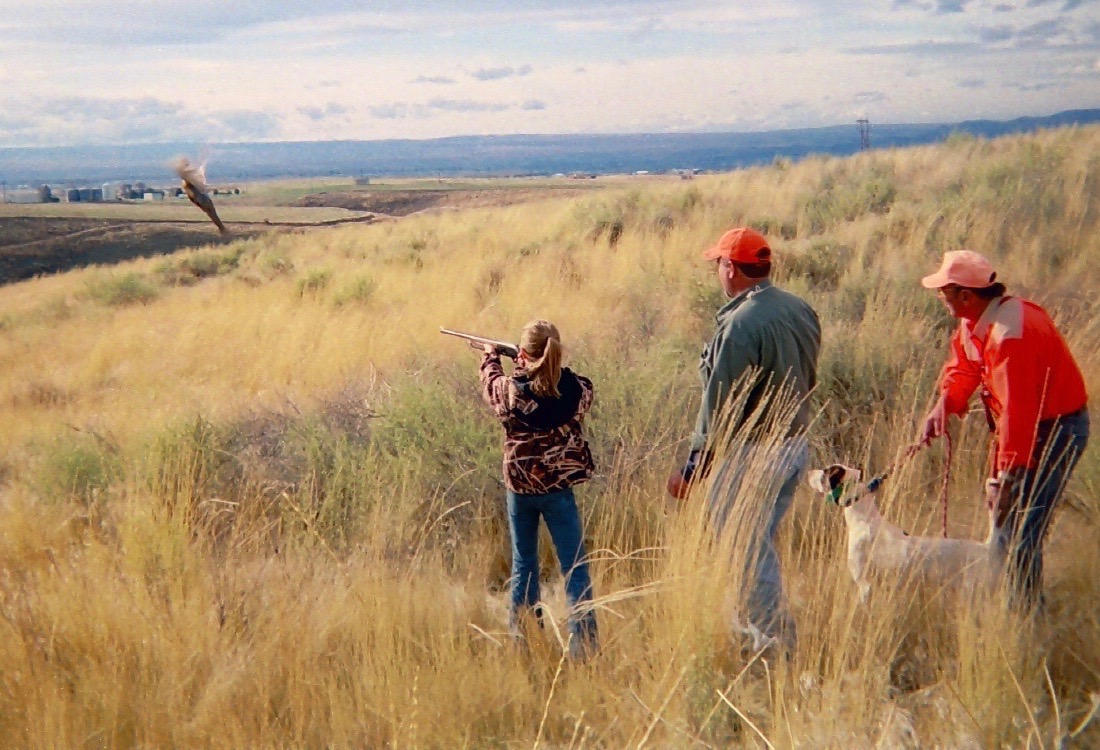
[0,0,1097,148]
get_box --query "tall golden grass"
[1,125,1097,747]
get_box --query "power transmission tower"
[857,118,871,150]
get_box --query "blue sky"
[0,0,1097,147]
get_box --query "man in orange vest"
[919,250,1089,609]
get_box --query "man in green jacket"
[669,226,821,653]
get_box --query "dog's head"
[807,464,865,507]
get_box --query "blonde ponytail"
[520,320,563,397]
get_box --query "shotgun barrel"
[440,328,520,359]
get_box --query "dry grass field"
[0,177,613,283]
[0,126,1097,748]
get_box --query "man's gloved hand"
[667,450,709,500]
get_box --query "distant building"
[3,187,48,204]
[62,187,103,202]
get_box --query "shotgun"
[439,328,520,359]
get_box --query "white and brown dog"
[808,464,1007,602]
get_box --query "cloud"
[1028,0,1096,8]
[414,75,457,84]
[854,91,888,104]
[0,2,390,47]
[0,94,280,145]
[81,97,184,120]
[957,77,986,88]
[936,0,968,12]
[470,64,533,81]
[213,110,281,140]
[366,95,535,120]
[978,24,1016,43]
[297,102,352,121]
[846,40,980,55]
[368,103,415,120]
[428,98,509,113]
[1009,80,1061,90]
[891,0,933,10]
[1014,18,1067,45]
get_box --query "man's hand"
[990,466,1029,525]
[920,395,948,446]
[988,468,1025,527]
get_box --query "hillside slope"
[0,125,1097,748]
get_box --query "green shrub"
[332,275,377,307]
[779,241,848,290]
[158,248,243,286]
[246,244,295,280]
[798,164,898,234]
[296,269,333,298]
[84,272,160,306]
[35,433,119,505]
[750,216,798,240]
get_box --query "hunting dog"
[808,464,1007,602]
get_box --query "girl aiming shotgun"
[477,320,599,660]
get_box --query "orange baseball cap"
[702,227,772,263]
[920,250,997,289]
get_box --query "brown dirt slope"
[0,185,578,284]
[0,218,252,283]
[293,187,590,216]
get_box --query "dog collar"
[826,485,844,505]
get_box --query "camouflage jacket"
[480,353,595,494]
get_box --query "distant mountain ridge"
[2,108,1098,186]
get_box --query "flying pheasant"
[172,156,229,236]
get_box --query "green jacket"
[691,279,821,451]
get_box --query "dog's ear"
[825,464,849,489]
[807,469,829,493]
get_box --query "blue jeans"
[1002,408,1089,609]
[707,438,807,650]
[507,487,598,654]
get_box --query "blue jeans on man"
[507,487,598,658]
[1002,407,1089,609]
[706,437,808,652]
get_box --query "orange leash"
[940,432,952,538]
[869,437,951,537]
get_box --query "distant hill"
[2,108,1098,186]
